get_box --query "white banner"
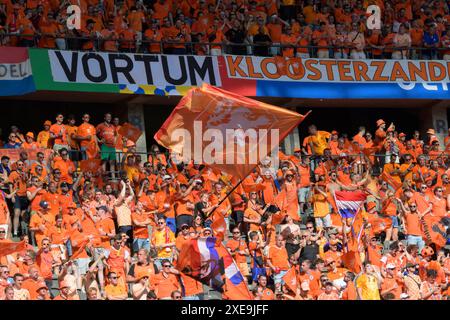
[0,61,32,81]
[48,50,221,87]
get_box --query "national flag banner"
[177,237,253,300]
[0,240,27,257]
[80,159,102,173]
[334,191,367,219]
[421,216,448,250]
[0,47,35,96]
[282,266,298,294]
[154,83,310,181]
[118,122,143,143]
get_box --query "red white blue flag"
[0,47,35,96]
[334,190,366,219]
[177,237,253,299]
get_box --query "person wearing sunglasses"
[151,216,175,271]
[153,259,181,300]
[397,199,426,252]
[171,290,182,300]
[105,272,128,300]
[3,133,21,149]
[226,228,250,280]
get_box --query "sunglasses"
[111,276,118,279]
[163,265,171,268]
[157,222,165,225]
[0,231,5,234]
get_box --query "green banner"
[28,48,119,93]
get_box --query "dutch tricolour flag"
[0,47,35,96]
[334,190,367,219]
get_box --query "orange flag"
[271,189,287,225]
[421,216,447,250]
[211,212,227,242]
[242,183,266,193]
[154,83,310,181]
[85,140,99,159]
[80,159,102,174]
[367,214,392,235]
[380,171,402,191]
[118,122,142,143]
[282,266,298,294]
[0,240,27,257]
[342,250,362,274]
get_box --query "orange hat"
[421,246,434,257]
[399,132,406,137]
[44,120,52,126]
[331,130,338,135]
[36,282,48,292]
[427,129,435,135]
[26,132,34,139]
[386,127,395,133]
[136,270,150,280]
[293,148,301,153]
[285,170,294,176]
[325,257,335,265]
[376,119,385,127]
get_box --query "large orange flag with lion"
[154,83,310,181]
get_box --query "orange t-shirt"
[49,123,68,145]
[9,170,28,196]
[268,245,289,270]
[226,238,248,264]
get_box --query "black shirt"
[225,28,247,55]
[299,243,319,264]
[253,33,272,56]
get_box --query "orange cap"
[376,119,385,127]
[44,120,52,126]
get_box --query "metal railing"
[2,147,447,180]
[1,32,449,60]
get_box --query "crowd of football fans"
[0,0,450,59]
[0,112,449,300]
